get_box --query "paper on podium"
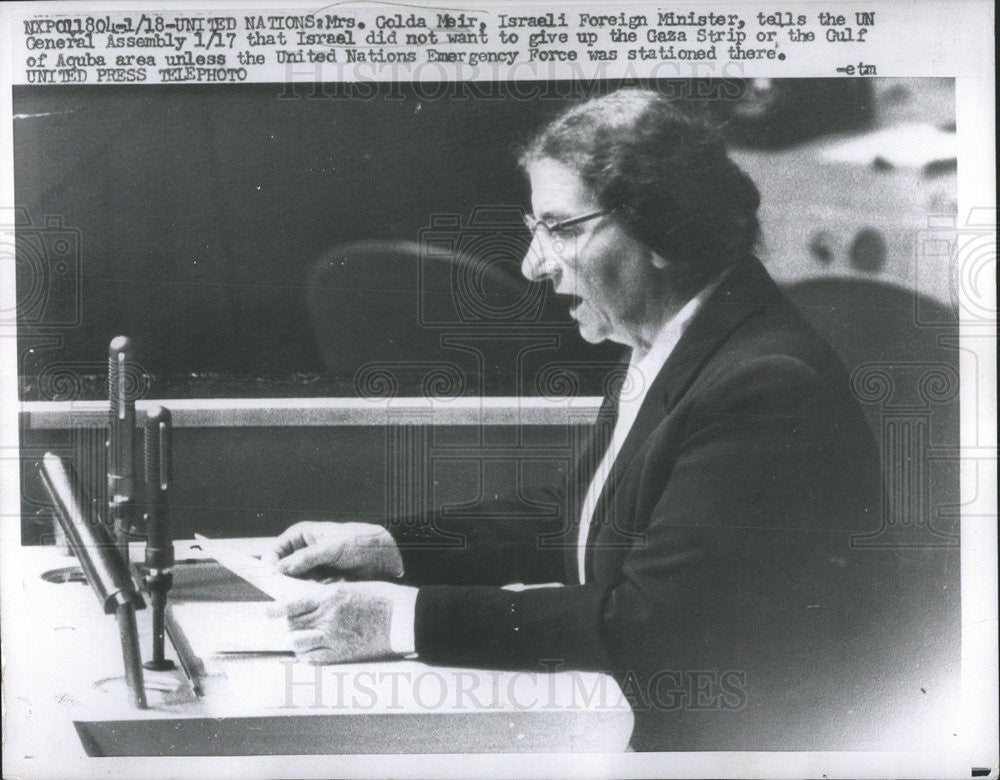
[170,602,293,654]
[174,535,331,655]
[192,533,331,602]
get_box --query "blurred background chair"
[785,276,958,441]
[304,238,543,397]
[786,276,961,738]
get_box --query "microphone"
[144,405,173,570]
[143,405,176,671]
[108,336,137,557]
[39,452,148,708]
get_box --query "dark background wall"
[16,81,653,398]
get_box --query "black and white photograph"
[1,2,995,778]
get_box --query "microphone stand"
[142,406,176,671]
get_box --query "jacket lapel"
[563,381,622,581]
[582,258,780,580]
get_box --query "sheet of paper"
[192,534,325,602]
[170,602,292,655]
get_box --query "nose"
[521,234,557,282]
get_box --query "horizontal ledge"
[20,397,604,430]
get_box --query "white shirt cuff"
[388,586,419,656]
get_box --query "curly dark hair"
[518,89,761,296]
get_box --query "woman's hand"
[263,521,404,580]
[268,580,417,664]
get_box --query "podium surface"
[17,541,633,757]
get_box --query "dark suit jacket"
[388,257,909,750]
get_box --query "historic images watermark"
[2,206,82,333]
[277,660,747,713]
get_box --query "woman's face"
[522,158,662,348]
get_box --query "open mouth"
[560,292,583,308]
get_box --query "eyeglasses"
[522,208,609,239]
